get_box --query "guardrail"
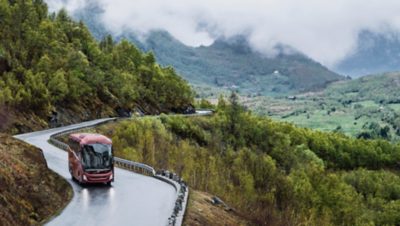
[155,170,189,226]
[47,116,195,226]
[113,157,156,176]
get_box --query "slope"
[0,133,72,226]
[324,71,400,103]
[81,101,400,226]
[143,32,345,95]
[335,30,400,77]
[0,0,194,134]
[247,72,400,141]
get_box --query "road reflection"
[76,184,115,211]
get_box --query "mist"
[46,0,400,67]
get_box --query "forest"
[3,0,400,225]
[0,0,194,132]
[90,93,400,226]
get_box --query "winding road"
[15,119,176,226]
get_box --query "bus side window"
[68,138,74,152]
[68,139,80,155]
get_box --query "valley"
[2,0,400,226]
[239,72,400,142]
[69,1,400,144]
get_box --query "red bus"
[68,133,114,185]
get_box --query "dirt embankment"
[0,99,115,134]
[0,97,168,135]
[183,190,250,226]
[0,134,72,226]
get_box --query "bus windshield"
[81,143,112,171]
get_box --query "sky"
[46,0,400,67]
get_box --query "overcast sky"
[46,0,400,67]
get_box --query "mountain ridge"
[69,2,344,96]
[113,30,345,95]
[335,30,400,77]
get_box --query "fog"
[46,0,400,67]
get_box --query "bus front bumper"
[82,171,113,183]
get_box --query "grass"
[40,188,73,225]
[240,89,400,141]
[388,103,400,112]
[274,109,372,137]
[231,72,400,142]
[356,100,379,107]
[184,190,249,226]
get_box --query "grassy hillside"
[77,96,400,225]
[0,0,194,134]
[184,190,249,226]
[324,71,400,103]
[0,133,72,226]
[245,72,400,142]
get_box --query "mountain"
[335,30,400,77]
[70,2,344,96]
[141,32,344,95]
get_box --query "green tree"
[48,69,68,102]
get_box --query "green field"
[237,72,400,142]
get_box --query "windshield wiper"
[85,168,110,172]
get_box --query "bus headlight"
[83,175,88,181]
[109,174,113,180]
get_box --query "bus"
[68,133,114,185]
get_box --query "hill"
[0,133,72,226]
[69,1,344,96]
[325,71,400,103]
[335,30,400,77]
[244,72,400,141]
[78,96,400,226]
[0,0,194,134]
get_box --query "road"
[15,119,176,226]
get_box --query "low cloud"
[46,0,400,67]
